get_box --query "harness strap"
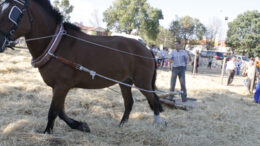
[31,24,64,68]
[55,56,80,69]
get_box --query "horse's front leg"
[44,86,69,134]
[59,107,90,132]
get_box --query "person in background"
[254,57,260,103]
[152,45,158,56]
[151,45,159,66]
[169,40,191,102]
[226,57,237,86]
[235,58,242,75]
[256,57,260,72]
[207,56,213,69]
[160,47,168,68]
[242,63,249,88]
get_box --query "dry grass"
[0,49,260,146]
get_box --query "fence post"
[221,57,227,85]
[193,53,198,75]
[250,60,257,93]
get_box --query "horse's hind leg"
[119,78,134,127]
[134,74,166,126]
[44,86,69,134]
[139,90,166,125]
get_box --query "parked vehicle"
[234,55,249,62]
[200,51,224,60]
[225,55,249,62]
[111,33,146,45]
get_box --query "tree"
[226,10,260,57]
[103,0,163,40]
[205,18,222,50]
[53,0,74,22]
[155,26,175,48]
[89,9,102,27]
[169,16,206,50]
[141,26,175,48]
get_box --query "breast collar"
[31,24,64,68]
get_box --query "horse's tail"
[150,50,164,112]
[151,51,157,91]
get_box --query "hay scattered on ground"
[1,49,260,145]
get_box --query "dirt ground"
[0,49,259,146]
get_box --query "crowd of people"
[150,41,260,104]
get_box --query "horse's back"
[41,31,155,89]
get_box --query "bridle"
[0,0,30,52]
[0,0,64,68]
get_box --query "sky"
[51,0,260,40]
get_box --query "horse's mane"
[32,0,80,31]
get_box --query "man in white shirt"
[169,40,191,102]
[226,57,237,85]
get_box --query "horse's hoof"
[78,122,91,132]
[154,120,167,127]
[154,115,167,127]
[44,128,53,134]
[119,119,128,127]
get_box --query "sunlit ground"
[0,48,259,146]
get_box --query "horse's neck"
[25,1,57,59]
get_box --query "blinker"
[9,6,22,25]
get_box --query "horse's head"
[0,0,32,52]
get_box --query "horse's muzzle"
[0,35,8,53]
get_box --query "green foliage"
[103,0,163,40]
[53,0,74,21]
[226,10,260,57]
[169,16,206,50]
[143,26,175,48]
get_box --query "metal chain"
[76,64,182,95]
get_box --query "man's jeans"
[170,66,187,101]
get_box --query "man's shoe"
[169,96,175,101]
[182,98,188,102]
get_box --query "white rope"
[25,34,59,42]
[23,33,172,60]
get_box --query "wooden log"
[221,57,227,85]
[193,52,198,75]
[250,60,257,93]
[159,98,187,110]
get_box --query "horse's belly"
[75,75,127,89]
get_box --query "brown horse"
[0,0,165,134]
